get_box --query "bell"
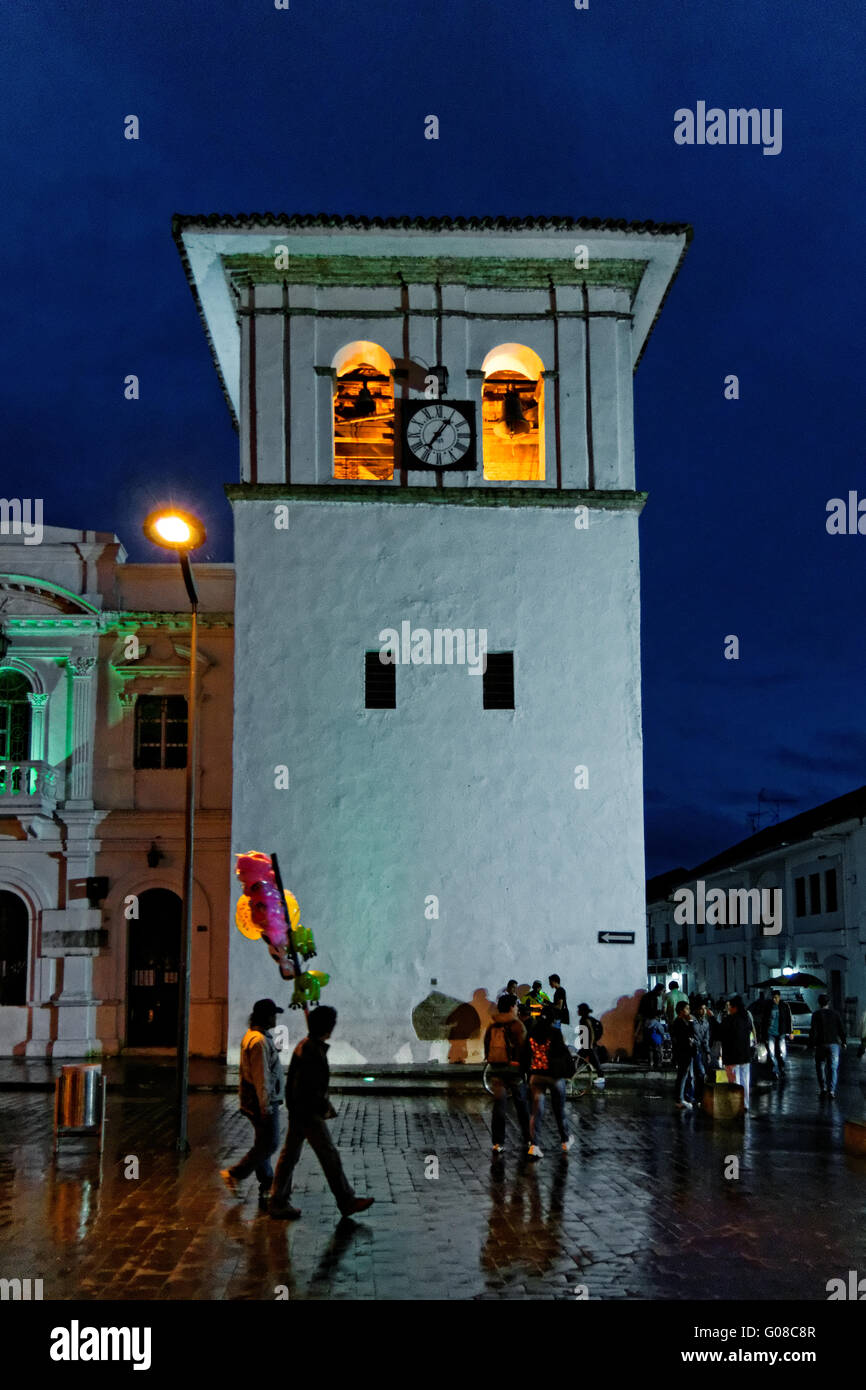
[493,385,531,438]
[347,381,378,419]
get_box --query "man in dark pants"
[671,1000,696,1109]
[221,997,285,1207]
[809,994,847,1099]
[270,1005,374,1220]
[755,989,792,1080]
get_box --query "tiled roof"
[172,212,693,237]
[647,785,866,901]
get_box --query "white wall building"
[646,786,866,1033]
[175,212,691,1063]
[0,527,233,1057]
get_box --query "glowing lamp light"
[142,508,207,552]
[781,967,796,976]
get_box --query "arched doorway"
[0,890,28,1005]
[126,888,181,1047]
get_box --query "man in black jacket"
[269,1006,375,1220]
[808,994,847,1099]
[720,996,753,1112]
[671,1000,696,1109]
[755,989,793,1080]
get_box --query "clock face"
[404,401,475,468]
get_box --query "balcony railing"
[0,760,57,810]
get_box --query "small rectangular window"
[365,651,395,709]
[809,872,821,914]
[794,877,806,917]
[483,652,514,709]
[824,868,838,913]
[134,695,187,770]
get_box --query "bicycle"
[568,1049,606,1099]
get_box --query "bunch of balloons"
[235,850,330,1016]
[235,851,298,980]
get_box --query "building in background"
[646,786,866,1033]
[175,212,691,1063]
[0,526,233,1056]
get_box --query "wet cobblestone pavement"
[1,1054,865,1300]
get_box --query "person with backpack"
[576,1002,604,1077]
[483,994,531,1156]
[525,1005,575,1156]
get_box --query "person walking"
[756,989,792,1080]
[576,1002,605,1077]
[548,974,569,1031]
[719,996,753,1112]
[269,1005,375,1220]
[483,993,531,1156]
[671,1000,697,1109]
[808,994,847,1099]
[525,1005,575,1157]
[221,997,285,1207]
[664,978,688,1026]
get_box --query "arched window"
[333,341,395,480]
[481,344,545,481]
[0,890,28,1006]
[0,670,32,762]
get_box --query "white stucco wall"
[228,495,648,1062]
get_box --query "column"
[68,655,97,805]
[26,691,49,762]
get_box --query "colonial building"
[646,786,866,1033]
[175,212,691,1063]
[0,527,233,1056]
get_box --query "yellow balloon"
[235,889,300,940]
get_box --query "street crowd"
[220,977,866,1223]
[635,979,862,1113]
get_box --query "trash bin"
[54,1063,105,1152]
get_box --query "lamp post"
[142,507,206,1153]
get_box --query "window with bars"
[134,695,188,769]
[0,670,32,761]
[824,868,838,913]
[482,652,514,709]
[365,652,396,709]
[809,872,821,915]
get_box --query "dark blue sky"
[1,0,862,875]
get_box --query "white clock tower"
[175,213,690,1063]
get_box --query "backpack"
[488,1021,518,1067]
[529,1036,551,1073]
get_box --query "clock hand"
[428,421,450,448]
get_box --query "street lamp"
[142,507,206,1153]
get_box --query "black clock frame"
[400,398,478,471]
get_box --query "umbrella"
[755,973,826,990]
